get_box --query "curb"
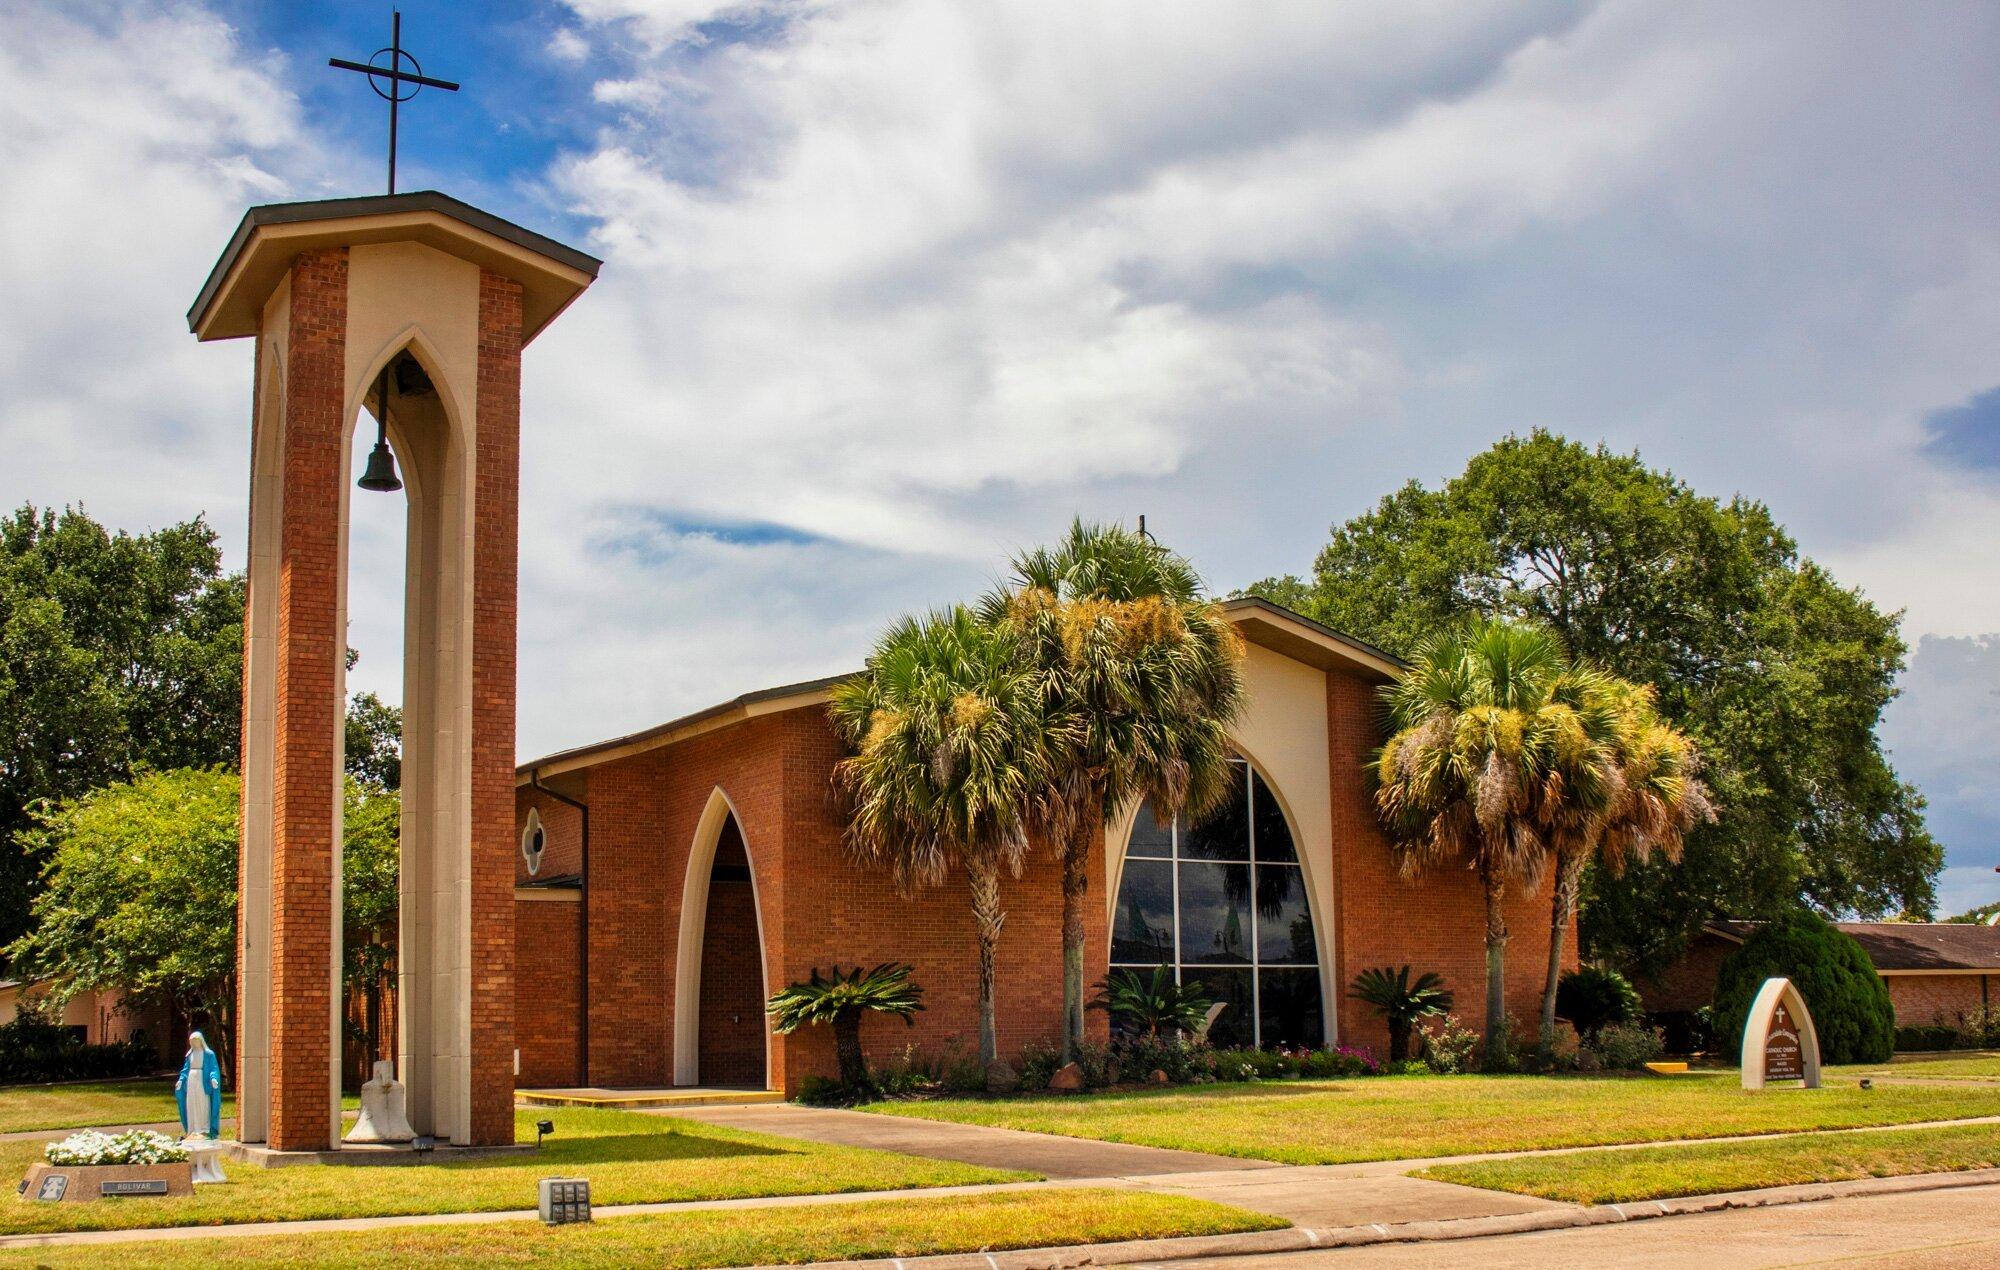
[816,1167,2000,1268]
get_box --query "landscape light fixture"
[536,1119,556,1148]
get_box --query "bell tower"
[190,192,598,1151]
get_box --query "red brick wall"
[1325,668,1574,1059]
[1886,974,1995,1028]
[468,270,523,1144]
[516,787,584,883]
[1635,931,1738,1014]
[514,899,583,1087]
[267,247,346,1151]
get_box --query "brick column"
[469,270,523,1143]
[267,248,347,1152]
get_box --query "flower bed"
[45,1129,188,1167]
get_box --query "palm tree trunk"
[832,1009,868,1088]
[970,856,1005,1067]
[1059,813,1092,1061]
[1481,859,1509,1069]
[1540,855,1583,1055]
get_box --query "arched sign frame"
[1740,976,1822,1090]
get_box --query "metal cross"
[330,11,460,195]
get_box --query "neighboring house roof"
[515,597,1400,785]
[1704,919,2000,973]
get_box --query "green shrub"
[796,1075,850,1105]
[1587,1022,1666,1070]
[1017,1040,1062,1091]
[1419,1014,1480,1075]
[0,1006,156,1086]
[1555,966,1641,1037]
[1712,909,1895,1065]
[1895,1024,1965,1053]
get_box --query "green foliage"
[1556,967,1642,1038]
[1348,966,1454,1061]
[5,768,401,1078]
[1947,902,2000,925]
[344,692,403,791]
[768,963,925,1094]
[0,505,244,951]
[1245,432,1940,972]
[1712,910,1895,1065]
[0,1004,157,1085]
[1419,1014,1482,1075]
[1093,967,1213,1039]
[1586,1022,1666,1070]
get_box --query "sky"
[2,0,1997,915]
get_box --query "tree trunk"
[1482,860,1509,1069]
[970,856,1005,1068]
[1060,813,1092,1061]
[832,1010,868,1089]
[1389,1019,1410,1063]
[1540,855,1583,1056]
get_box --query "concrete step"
[516,1086,786,1109]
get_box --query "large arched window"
[1111,758,1323,1048]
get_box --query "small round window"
[520,808,546,876]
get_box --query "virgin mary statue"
[176,1032,223,1139]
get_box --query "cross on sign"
[329,11,460,195]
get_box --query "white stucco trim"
[673,788,774,1088]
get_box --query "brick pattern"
[514,899,583,1086]
[697,832,766,1086]
[469,270,524,1144]
[516,788,584,883]
[266,248,347,1152]
[1324,669,1573,1056]
[1885,974,1997,1028]
[1635,931,1736,1014]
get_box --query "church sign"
[1740,976,1822,1090]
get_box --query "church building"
[511,595,1571,1094]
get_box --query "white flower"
[45,1128,188,1166]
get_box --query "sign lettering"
[99,1179,170,1197]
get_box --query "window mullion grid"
[1244,761,1261,1048]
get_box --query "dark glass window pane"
[1178,861,1251,965]
[1258,968,1325,1049]
[1182,768,1249,861]
[1250,770,1297,863]
[1185,968,1253,1049]
[1111,859,1175,963]
[1127,798,1173,857]
[1254,865,1317,964]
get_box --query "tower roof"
[189,191,601,344]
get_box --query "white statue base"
[344,1060,416,1144]
[182,1137,228,1184]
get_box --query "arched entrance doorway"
[673,791,770,1088]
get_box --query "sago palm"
[1347,965,1454,1062]
[1092,966,1213,1039]
[982,520,1245,1060]
[767,963,924,1090]
[829,607,1061,1068]
[1374,619,1566,1067]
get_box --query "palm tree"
[1373,619,1567,1067]
[983,521,1246,1061]
[1535,677,1711,1051]
[829,608,1061,1069]
[767,963,925,1091]
[1348,965,1454,1062]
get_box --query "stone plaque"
[34,1175,68,1202]
[1763,1000,1805,1082]
[100,1179,170,1197]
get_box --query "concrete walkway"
[653,1102,1275,1179]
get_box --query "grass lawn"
[0,1107,1026,1236]
[0,1081,237,1135]
[866,1071,2000,1165]
[1419,1123,2000,1204]
[1834,1052,2000,1082]
[0,1188,1278,1268]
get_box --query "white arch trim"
[1739,976,1823,1090]
[673,787,774,1088]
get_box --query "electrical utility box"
[538,1177,592,1225]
